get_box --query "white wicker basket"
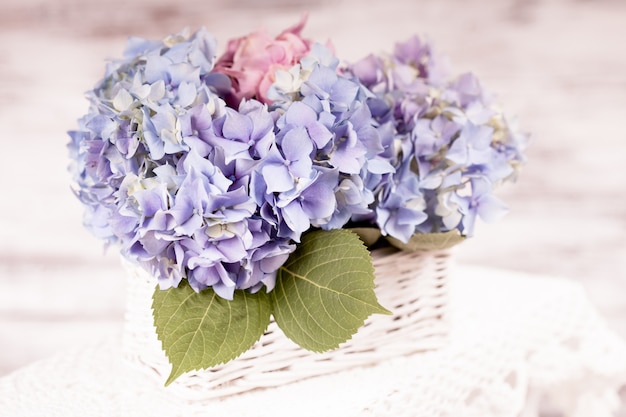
[122,247,453,401]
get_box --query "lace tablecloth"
[2,266,625,417]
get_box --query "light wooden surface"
[1,0,625,388]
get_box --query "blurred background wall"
[1,0,625,381]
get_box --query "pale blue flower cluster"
[69,30,392,299]
[69,28,526,299]
[266,45,394,234]
[348,36,527,242]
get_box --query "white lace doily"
[2,266,625,417]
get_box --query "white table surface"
[2,265,625,417]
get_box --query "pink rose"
[214,16,314,106]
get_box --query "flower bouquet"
[68,17,526,398]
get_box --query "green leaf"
[387,229,466,251]
[271,229,391,353]
[152,281,272,386]
[348,227,382,247]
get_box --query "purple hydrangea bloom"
[375,163,429,242]
[69,28,227,243]
[69,25,527,300]
[261,45,395,235]
[68,29,298,299]
[346,35,528,241]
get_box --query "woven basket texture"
[122,247,453,401]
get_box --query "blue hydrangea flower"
[346,35,528,242]
[69,26,527,300]
[261,45,395,236]
[68,28,298,299]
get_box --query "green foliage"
[387,230,465,251]
[271,229,390,352]
[152,281,272,386]
[348,227,382,247]
[152,229,391,386]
